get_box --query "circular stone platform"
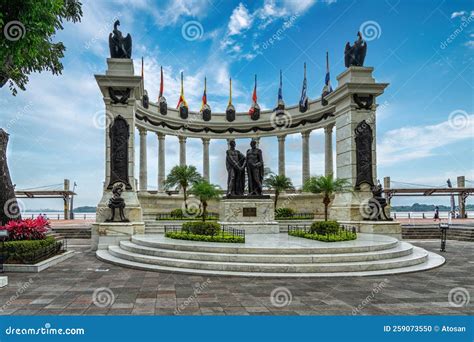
[96,233,445,277]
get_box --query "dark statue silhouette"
[226,140,246,196]
[344,32,367,68]
[109,20,132,59]
[106,183,129,222]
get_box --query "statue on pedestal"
[344,32,367,68]
[246,140,264,196]
[226,140,246,196]
[109,20,132,59]
[106,183,129,222]
[365,180,392,221]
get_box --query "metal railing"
[276,212,314,220]
[164,224,245,240]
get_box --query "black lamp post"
[439,223,449,252]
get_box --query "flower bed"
[288,221,357,242]
[1,216,49,240]
[165,222,245,243]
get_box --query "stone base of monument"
[92,222,145,250]
[340,220,402,240]
[0,276,7,287]
[219,197,279,234]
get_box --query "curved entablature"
[135,98,336,139]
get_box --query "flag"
[159,66,164,98]
[299,63,309,112]
[278,70,283,102]
[176,71,187,108]
[249,74,258,116]
[228,77,232,106]
[201,77,208,110]
[322,51,333,97]
[141,57,144,78]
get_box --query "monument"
[92,22,145,251]
[219,140,279,234]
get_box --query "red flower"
[0,216,50,241]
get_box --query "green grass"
[165,231,245,243]
[288,229,357,242]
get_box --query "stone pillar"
[138,128,148,191]
[328,66,388,222]
[278,135,286,176]
[157,133,165,192]
[179,136,186,166]
[457,176,466,218]
[301,131,311,184]
[63,179,70,220]
[202,138,210,182]
[324,124,334,177]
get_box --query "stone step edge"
[131,236,399,255]
[96,250,444,278]
[119,240,414,263]
[108,245,428,270]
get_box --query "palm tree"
[303,174,351,221]
[264,173,295,208]
[189,180,221,221]
[164,165,202,209]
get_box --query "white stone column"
[138,128,147,191]
[301,130,311,184]
[324,124,334,177]
[277,135,286,176]
[157,132,165,191]
[202,138,210,182]
[179,136,186,166]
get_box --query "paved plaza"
[0,239,472,316]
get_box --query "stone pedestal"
[219,197,279,234]
[0,276,7,287]
[92,222,145,250]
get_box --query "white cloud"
[378,114,474,166]
[150,0,209,27]
[228,3,253,35]
[451,11,466,19]
[465,40,474,48]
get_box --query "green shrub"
[3,236,62,264]
[182,221,221,236]
[310,220,340,235]
[275,207,296,218]
[165,231,244,243]
[170,208,184,218]
[288,229,356,242]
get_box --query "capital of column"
[138,127,147,135]
[178,136,187,144]
[156,132,165,140]
[277,134,286,142]
[301,130,311,139]
[202,137,210,145]
[324,123,335,134]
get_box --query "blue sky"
[1,0,473,210]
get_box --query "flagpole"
[229,77,232,105]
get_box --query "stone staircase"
[49,227,92,239]
[97,234,444,277]
[402,225,474,241]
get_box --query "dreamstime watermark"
[175,278,212,314]
[1,278,34,312]
[359,21,382,41]
[448,287,470,307]
[6,102,33,131]
[270,286,293,308]
[440,13,474,49]
[259,14,299,51]
[3,197,25,220]
[92,287,115,308]
[92,109,114,130]
[359,198,382,220]
[182,197,202,218]
[448,109,470,130]
[5,322,85,336]
[3,20,26,41]
[270,110,292,130]
[181,20,204,41]
[352,279,389,315]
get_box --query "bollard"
[439,223,449,252]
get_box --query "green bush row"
[2,236,62,263]
[165,231,245,243]
[288,229,357,242]
[310,221,340,235]
[275,207,296,218]
[182,221,221,236]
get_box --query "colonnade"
[138,125,335,191]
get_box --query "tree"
[0,0,83,95]
[303,174,351,221]
[164,165,202,209]
[0,129,21,225]
[263,173,294,208]
[189,180,221,222]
